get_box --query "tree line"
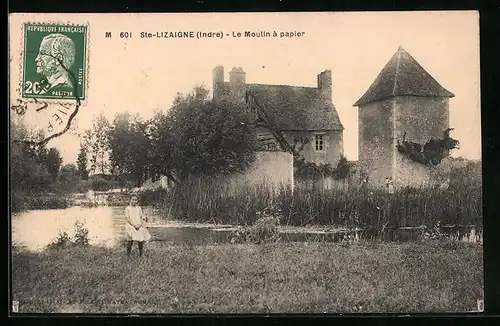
[10,85,258,200]
[12,84,356,199]
[76,85,258,189]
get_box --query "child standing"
[124,195,151,257]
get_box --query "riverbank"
[11,192,71,213]
[11,240,483,313]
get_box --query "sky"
[9,11,481,164]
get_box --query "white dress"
[124,206,151,242]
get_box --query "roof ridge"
[392,49,402,96]
[247,83,318,90]
[245,83,344,131]
[353,47,454,107]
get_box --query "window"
[315,134,325,151]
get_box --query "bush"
[47,221,90,250]
[46,230,72,249]
[106,192,131,206]
[449,159,481,190]
[23,194,70,210]
[294,154,354,181]
[77,180,92,193]
[74,221,90,246]
[11,191,70,212]
[138,188,170,207]
[231,210,281,244]
[90,177,112,191]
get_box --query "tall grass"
[157,173,482,229]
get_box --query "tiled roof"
[353,46,455,107]
[246,83,344,131]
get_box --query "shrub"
[230,208,281,244]
[23,194,69,210]
[396,129,459,166]
[11,191,70,212]
[90,177,111,191]
[47,222,90,250]
[77,180,92,193]
[106,192,131,206]
[138,188,170,207]
[46,231,72,249]
[294,155,354,181]
[73,221,90,246]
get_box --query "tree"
[83,129,97,175]
[148,110,176,180]
[126,116,151,186]
[85,113,111,176]
[76,143,89,180]
[45,148,63,181]
[108,112,151,187]
[10,119,52,195]
[11,142,52,193]
[58,164,81,193]
[108,112,131,181]
[152,85,258,181]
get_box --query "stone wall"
[230,151,294,191]
[284,130,343,166]
[357,96,451,189]
[392,96,450,188]
[393,96,449,144]
[357,99,394,188]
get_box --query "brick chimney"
[213,65,224,102]
[229,67,246,103]
[317,70,332,103]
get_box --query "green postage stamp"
[22,23,88,101]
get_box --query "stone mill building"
[353,46,455,189]
[212,65,344,189]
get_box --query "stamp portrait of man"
[34,33,76,92]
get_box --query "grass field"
[11,240,483,314]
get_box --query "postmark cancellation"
[11,22,89,143]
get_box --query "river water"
[10,206,357,251]
[11,206,243,252]
[11,206,163,251]
[11,206,483,252]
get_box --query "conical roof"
[353,46,454,107]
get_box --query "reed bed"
[150,173,482,230]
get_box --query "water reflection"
[11,207,482,252]
[12,207,137,252]
[11,206,238,252]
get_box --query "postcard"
[9,11,482,314]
